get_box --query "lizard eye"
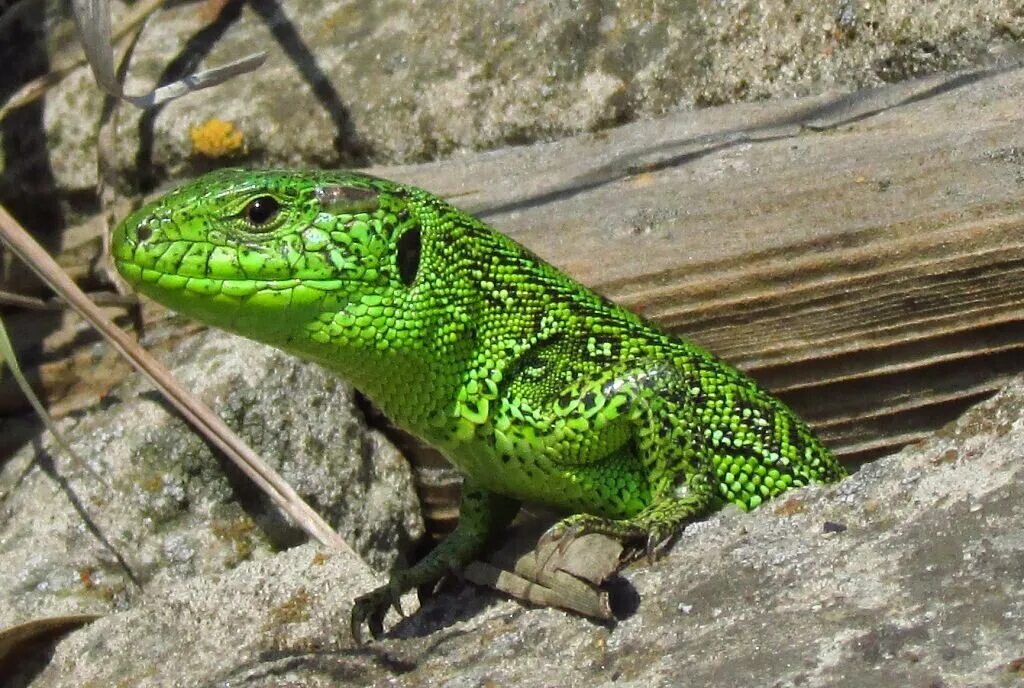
[243,196,280,227]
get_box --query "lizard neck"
[303,341,462,431]
[270,298,474,435]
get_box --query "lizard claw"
[536,521,586,574]
[390,583,406,619]
[641,525,675,564]
[350,588,387,644]
[536,522,564,554]
[644,532,662,565]
[350,575,408,643]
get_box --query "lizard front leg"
[350,478,520,641]
[533,360,722,562]
[541,476,720,562]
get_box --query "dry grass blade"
[0,614,103,666]
[0,315,108,485]
[71,0,266,109]
[1,0,165,119]
[0,203,354,556]
[461,521,623,619]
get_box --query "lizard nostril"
[137,225,153,242]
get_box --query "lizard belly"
[442,430,652,519]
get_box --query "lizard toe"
[389,581,407,619]
[350,587,390,644]
[351,574,410,643]
[642,526,676,564]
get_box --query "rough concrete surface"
[9,373,1024,687]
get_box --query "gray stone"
[18,543,380,688]
[0,329,422,633]
[692,0,1024,105]
[11,0,1022,192]
[14,369,1024,687]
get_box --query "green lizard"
[111,168,846,640]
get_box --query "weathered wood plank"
[386,64,1024,463]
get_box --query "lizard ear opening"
[396,227,421,286]
[314,185,380,214]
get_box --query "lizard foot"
[350,572,409,644]
[349,484,520,642]
[540,488,719,567]
[537,513,678,569]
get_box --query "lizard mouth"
[114,259,345,299]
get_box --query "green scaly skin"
[112,168,846,640]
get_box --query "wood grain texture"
[391,63,1024,465]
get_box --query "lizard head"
[111,168,456,360]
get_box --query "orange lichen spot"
[773,496,807,516]
[190,119,245,158]
[629,172,656,188]
[78,567,95,588]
